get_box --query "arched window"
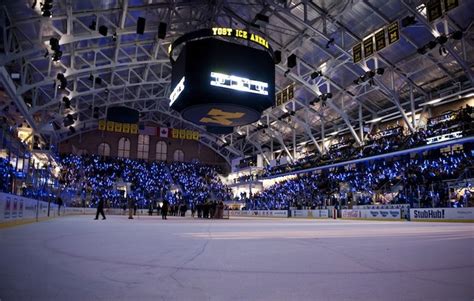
[118,137,130,158]
[156,141,167,161]
[173,149,184,162]
[97,143,110,157]
[137,134,150,160]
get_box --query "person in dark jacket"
[94,197,106,220]
[56,196,63,216]
[161,200,169,220]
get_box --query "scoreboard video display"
[169,37,275,127]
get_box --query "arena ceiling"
[0,0,473,164]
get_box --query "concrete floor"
[0,215,473,301]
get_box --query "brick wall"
[58,130,229,170]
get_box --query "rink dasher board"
[0,192,61,223]
[410,208,474,221]
[228,210,289,217]
[291,210,329,218]
[341,209,402,220]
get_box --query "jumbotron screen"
[169,38,275,127]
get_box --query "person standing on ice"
[94,197,106,220]
[161,200,169,220]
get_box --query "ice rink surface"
[0,215,473,301]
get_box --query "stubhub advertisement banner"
[410,208,474,221]
[341,209,401,220]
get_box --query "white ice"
[0,215,473,300]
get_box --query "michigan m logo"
[200,108,245,126]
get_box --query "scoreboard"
[169,30,275,128]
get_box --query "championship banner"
[352,43,362,63]
[98,119,106,131]
[363,36,374,57]
[444,0,458,12]
[375,29,386,51]
[288,85,294,99]
[192,131,200,140]
[387,21,399,44]
[179,129,186,139]
[282,89,288,103]
[276,92,282,106]
[106,121,115,132]
[185,130,193,140]
[171,128,179,139]
[130,124,138,134]
[114,122,122,133]
[122,123,130,133]
[427,0,442,22]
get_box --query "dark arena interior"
[0,1,473,300]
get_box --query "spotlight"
[439,46,448,56]
[49,37,59,51]
[256,13,269,23]
[112,32,117,41]
[89,21,96,31]
[326,92,332,99]
[104,88,109,94]
[401,15,417,27]
[158,22,167,39]
[287,54,297,68]
[376,68,385,75]
[52,50,62,61]
[310,71,322,79]
[88,74,94,81]
[353,78,361,85]
[56,73,65,81]
[426,40,437,50]
[365,70,375,79]
[42,10,52,18]
[98,25,108,37]
[274,50,282,64]
[95,77,102,85]
[451,31,463,40]
[436,35,448,45]
[325,38,335,48]
[69,126,76,134]
[52,121,61,131]
[417,46,427,54]
[310,96,320,105]
[24,97,32,108]
[137,17,146,35]
[62,96,71,109]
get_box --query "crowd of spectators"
[243,149,473,210]
[59,155,232,209]
[0,157,14,193]
[262,105,473,177]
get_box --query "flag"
[159,127,169,138]
[139,126,156,136]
